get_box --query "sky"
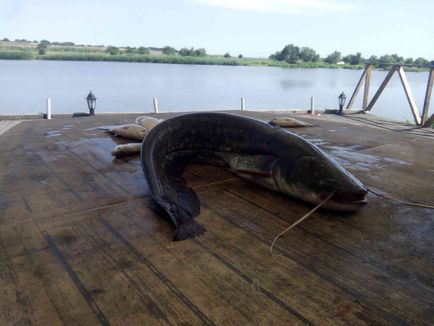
[0,0,433,59]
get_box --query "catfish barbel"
[141,113,367,241]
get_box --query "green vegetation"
[0,38,432,71]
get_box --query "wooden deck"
[0,112,433,325]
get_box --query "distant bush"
[105,46,119,55]
[162,46,177,55]
[136,47,150,55]
[179,47,207,57]
[0,51,34,60]
[37,43,48,55]
[125,47,135,54]
[224,53,231,58]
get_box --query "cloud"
[191,0,357,14]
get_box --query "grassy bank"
[0,40,428,72]
[0,40,368,70]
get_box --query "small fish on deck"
[111,143,143,158]
[135,116,163,130]
[269,117,313,128]
[104,124,147,141]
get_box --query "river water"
[0,60,431,122]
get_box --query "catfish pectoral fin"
[174,220,206,241]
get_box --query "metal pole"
[241,97,245,111]
[46,98,52,120]
[153,97,159,113]
[310,96,315,115]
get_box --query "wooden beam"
[366,65,398,111]
[397,66,421,125]
[362,64,372,110]
[346,64,370,109]
[423,113,434,128]
[421,67,434,126]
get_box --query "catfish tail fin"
[174,220,206,241]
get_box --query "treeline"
[1,37,433,70]
[270,44,433,67]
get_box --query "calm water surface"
[0,60,431,122]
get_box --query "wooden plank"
[197,188,434,323]
[421,67,434,126]
[44,222,206,325]
[346,64,370,110]
[102,204,306,325]
[194,208,387,325]
[366,65,398,111]
[0,224,101,325]
[397,66,421,125]
[362,64,372,110]
[222,180,434,292]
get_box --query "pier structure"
[346,63,434,127]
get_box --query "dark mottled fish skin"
[141,113,367,241]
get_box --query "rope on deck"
[368,189,434,209]
[270,192,335,256]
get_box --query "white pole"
[46,98,52,120]
[310,96,315,115]
[241,97,245,111]
[153,97,159,113]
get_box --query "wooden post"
[346,64,370,109]
[310,96,315,115]
[423,113,434,128]
[241,97,245,111]
[421,67,434,126]
[46,98,52,120]
[153,97,159,113]
[362,64,372,110]
[397,66,421,125]
[366,65,398,111]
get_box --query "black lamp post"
[338,92,346,115]
[86,91,97,116]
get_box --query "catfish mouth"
[319,189,368,210]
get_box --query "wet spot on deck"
[45,131,62,137]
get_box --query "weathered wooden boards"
[0,113,433,324]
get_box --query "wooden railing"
[347,63,434,127]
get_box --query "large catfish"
[141,113,367,241]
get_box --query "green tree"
[179,47,193,56]
[194,48,206,57]
[105,46,119,55]
[179,47,206,57]
[224,52,231,58]
[162,46,177,55]
[324,51,341,64]
[238,54,243,58]
[137,46,149,55]
[2,38,10,42]
[414,57,429,65]
[271,44,300,63]
[299,47,319,62]
[343,52,363,65]
[367,55,378,64]
[37,42,48,55]
[125,47,135,54]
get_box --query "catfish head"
[273,154,368,211]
